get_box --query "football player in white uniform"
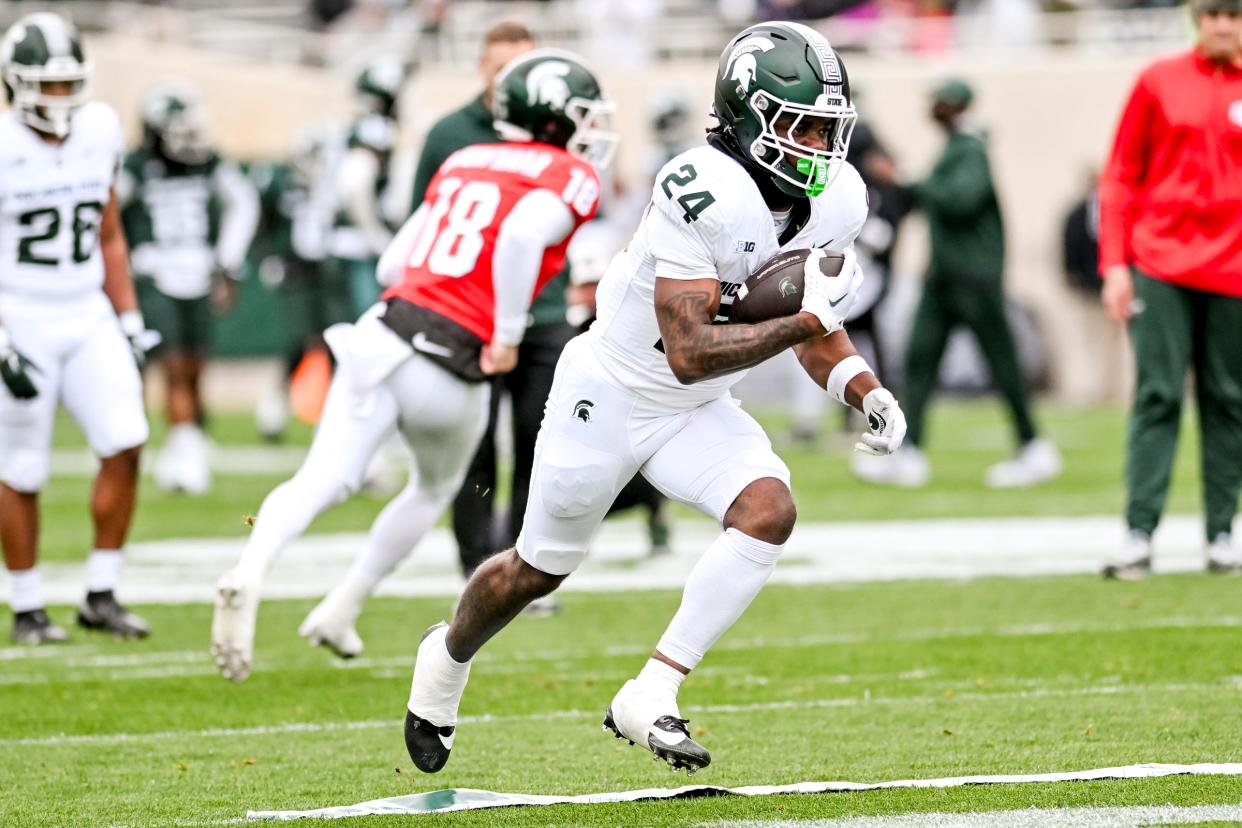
[404,22,908,774]
[0,14,156,644]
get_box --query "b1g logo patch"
[1230,100,1242,129]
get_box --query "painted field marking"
[245,764,1242,820]
[707,803,1242,827]
[6,680,1234,748]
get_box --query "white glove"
[856,387,907,456]
[801,247,863,336]
[119,310,162,368]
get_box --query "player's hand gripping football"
[0,326,40,400]
[856,388,907,456]
[119,310,162,369]
[801,248,863,336]
[480,342,518,376]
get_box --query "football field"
[5,402,1242,826]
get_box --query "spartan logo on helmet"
[492,48,619,170]
[526,60,572,110]
[722,37,774,94]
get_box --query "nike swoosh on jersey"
[411,333,454,359]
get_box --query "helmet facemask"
[565,96,618,170]
[158,106,212,166]
[747,89,856,198]
[6,57,91,138]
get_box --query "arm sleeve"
[337,148,393,256]
[908,138,994,220]
[211,161,261,274]
[376,202,429,287]
[491,189,575,346]
[647,206,717,282]
[1098,75,1155,273]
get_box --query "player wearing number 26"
[403,22,908,776]
[210,49,614,682]
[0,13,156,645]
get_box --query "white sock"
[635,658,686,705]
[349,479,455,589]
[407,625,471,724]
[8,568,44,614]
[656,528,784,670]
[84,549,124,593]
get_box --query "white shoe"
[255,387,290,442]
[299,577,368,658]
[1207,533,1242,574]
[153,434,182,493]
[176,425,212,495]
[521,594,562,617]
[210,568,261,682]
[985,438,1062,489]
[602,679,710,773]
[851,445,930,488]
[1102,529,1152,580]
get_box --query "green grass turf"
[34,399,1208,563]
[3,576,1242,826]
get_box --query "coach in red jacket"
[1098,0,1242,579]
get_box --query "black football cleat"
[77,591,150,639]
[404,709,455,773]
[604,680,711,774]
[11,609,69,645]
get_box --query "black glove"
[0,328,39,400]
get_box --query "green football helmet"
[1,12,91,139]
[713,21,856,198]
[141,81,213,166]
[355,57,405,119]
[491,48,618,170]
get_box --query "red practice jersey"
[384,141,601,341]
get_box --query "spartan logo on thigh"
[573,399,594,423]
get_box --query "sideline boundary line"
[246,763,1242,820]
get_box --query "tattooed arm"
[655,276,824,385]
[793,332,880,411]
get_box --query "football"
[729,248,846,325]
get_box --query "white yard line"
[4,513,1225,607]
[6,681,1232,748]
[707,803,1242,827]
[244,764,1242,820]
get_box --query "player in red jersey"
[210,49,615,682]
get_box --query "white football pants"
[234,314,489,586]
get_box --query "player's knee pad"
[89,413,149,461]
[536,441,625,520]
[1,450,49,494]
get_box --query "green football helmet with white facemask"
[712,21,856,199]
[1,12,91,139]
[141,81,213,166]
[491,48,618,170]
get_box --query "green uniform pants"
[136,279,213,354]
[1127,271,1242,541]
[903,279,1037,448]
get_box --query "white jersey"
[0,102,122,310]
[588,144,869,409]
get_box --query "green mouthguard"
[797,157,829,197]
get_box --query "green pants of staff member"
[903,279,1037,448]
[1127,271,1242,541]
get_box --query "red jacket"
[1099,49,1242,296]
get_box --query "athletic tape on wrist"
[826,354,872,405]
